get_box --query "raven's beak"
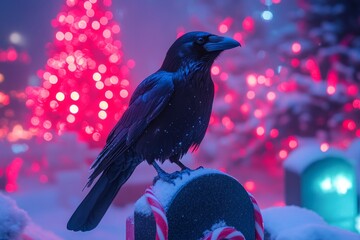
[204,35,241,52]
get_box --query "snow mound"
[23,222,62,240]
[0,193,62,240]
[0,192,29,240]
[263,206,359,240]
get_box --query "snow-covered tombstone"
[284,144,358,232]
[128,168,263,240]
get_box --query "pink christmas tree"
[27,0,134,147]
[192,0,360,170]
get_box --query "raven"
[67,31,240,231]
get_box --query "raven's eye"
[195,37,206,45]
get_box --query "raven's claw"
[153,171,183,185]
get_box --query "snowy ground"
[6,159,358,240]
[3,161,284,240]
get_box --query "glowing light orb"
[218,24,228,33]
[289,139,298,149]
[100,17,108,25]
[267,91,276,101]
[211,66,220,75]
[93,72,102,81]
[99,101,108,110]
[78,20,87,29]
[64,32,73,41]
[98,64,107,73]
[92,21,100,30]
[96,81,104,89]
[224,94,233,103]
[31,117,40,126]
[43,132,53,141]
[84,1,92,10]
[327,85,336,95]
[70,91,80,101]
[242,16,255,31]
[103,29,111,38]
[0,73,4,83]
[261,10,273,21]
[109,53,119,63]
[67,114,76,123]
[105,90,113,99]
[121,79,129,87]
[110,76,119,84]
[291,42,301,54]
[69,104,79,114]
[98,110,107,119]
[220,72,228,81]
[279,150,288,159]
[120,89,128,98]
[333,175,352,195]
[270,129,279,138]
[256,126,265,136]
[85,125,94,134]
[56,92,65,101]
[244,181,255,192]
[9,32,24,45]
[49,75,58,84]
[222,116,234,130]
[246,91,255,99]
[111,25,120,33]
[50,100,59,109]
[320,143,329,152]
[343,119,356,131]
[246,74,257,86]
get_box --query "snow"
[284,143,348,173]
[134,168,227,215]
[263,206,360,240]
[0,193,29,240]
[202,220,227,238]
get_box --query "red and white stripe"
[144,187,264,240]
[145,187,168,240]
[248,193,264,240]
[203,226,245,240]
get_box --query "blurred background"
[0,0,359,239]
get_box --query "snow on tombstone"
[284,144,358,232]
[128,168,262,240]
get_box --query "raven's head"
[160,31,240,72]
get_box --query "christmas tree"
[27,0,133,146]
[192,0,360,170]
[275,0,360,143]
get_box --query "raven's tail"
[67,160,140,231]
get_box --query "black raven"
[67,31,240,231]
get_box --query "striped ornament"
[203,226,245,240]
[145,187,168,240]
[248,193,264,240]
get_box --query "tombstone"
[284,145,358,232]
[347,139,360,197]
[127,168,257,240]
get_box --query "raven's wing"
[87,71,174,185]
